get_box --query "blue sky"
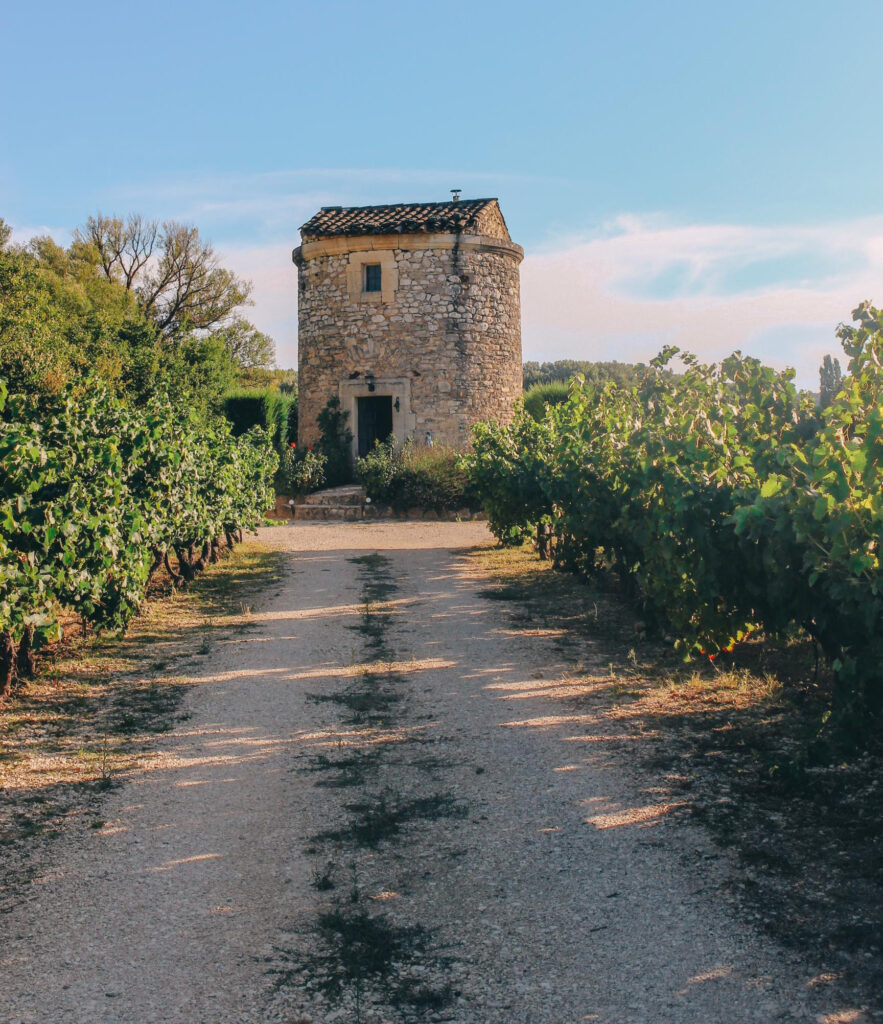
[3,0,882,385]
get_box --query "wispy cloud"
[9,193,877,387]
[522,215,883,387]
[8,223,72,246]
[224,213,881,380]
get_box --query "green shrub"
[286,401,299,446]
[223,388,296,494]
[523,381,570,421]
[270,393,292,448]
[279,445,326,495]
[222,389,267,435]
[357,439,477,512]
[465,415,554,544]
[0,376,278,694]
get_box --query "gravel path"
[1,522,871,1023]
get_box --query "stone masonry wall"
[296,232,523,451]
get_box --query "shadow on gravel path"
[0,522,872,1024]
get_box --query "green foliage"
[0,214,279,692]
[0,230,240,413]
[471,318,883,727]
[234,366,297,393]
[0,376,277,692]
[164,334,239,413]
[522,381,570,421]
[0,235,151,395]
[522,359,651,391]
[73,214,252,341]
[734,302,883,719]
[222,390,268,436]
[280,444,326,495]
[465,417,553,543]
[317,397,353,487]
[271,393,293,450]
[212,316,275,370]
[358,439,477,512]
[286,399,299,447]
[222,387,297,489]
[819,354,844,409]
[0,219,268,416]
[222,389,290,441]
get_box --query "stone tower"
[292,197,523,457]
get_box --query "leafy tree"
[819,353,843,409]
[213,316,275,369]
[160,334,239,413]
[235,366,297,392]
[522,359,650,391]
[0,218,260,412]
[0,233,149,394]
[74,214,252,339]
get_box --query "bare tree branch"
[75,215,251,340]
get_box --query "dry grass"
[470,543,883,1001]
[0,542,284,872]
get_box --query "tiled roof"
[300,199,501,239]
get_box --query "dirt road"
[1,523,869,1023]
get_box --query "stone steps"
[292,505,367,522]
[291,485,371,521]
[299,485,367,508]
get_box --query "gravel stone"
[0,522,872,1023]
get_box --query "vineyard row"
[0,378,278,695]
[466,303,883,725]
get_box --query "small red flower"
[308,445,314,451]
[289,442,296,448]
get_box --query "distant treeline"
[522,360,650,391]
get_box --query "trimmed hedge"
[523,381,570,421]
[222,389,295,448]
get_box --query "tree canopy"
[819,354,843,409]
[522,359,651,391]
[0,214,276,413]
[73,214,253,340]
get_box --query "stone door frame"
[338,376,416,462]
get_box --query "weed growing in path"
[315,790,467,849]
[280,550,460,1021]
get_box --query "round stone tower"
[292,197,523,457]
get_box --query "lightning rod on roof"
[450,189,461,202]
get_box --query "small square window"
[364,264,382,293]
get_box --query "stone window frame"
[346,249,398,305]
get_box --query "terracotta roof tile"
[300,199,502,240]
